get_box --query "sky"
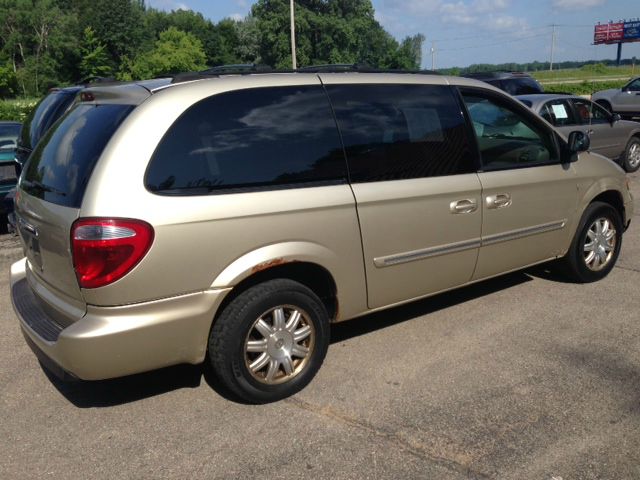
[145,0,640,69]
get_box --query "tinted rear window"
[145,85,346,194]
[22,104,133,208]
[500,78,542,95]
[0,123,20,140]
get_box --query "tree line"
[441,58,638,76]
[0,0,425,98]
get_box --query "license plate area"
[17,215,44,271]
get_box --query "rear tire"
[561,202,622,283]
[209,279,329,403]
[0,213,8,234]
[622,136,640,173]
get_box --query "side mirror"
[568,131,590,153]
[611,113,621,124]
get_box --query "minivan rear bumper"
[10,258,231,381]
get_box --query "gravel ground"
[1,171,639,480]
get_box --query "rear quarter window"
[22,104,133,208]
[145,85,346,194]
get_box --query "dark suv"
[15,86,84,170]
[462,71,543,96]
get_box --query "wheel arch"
[586,189,625,224]
[211,242,340,321]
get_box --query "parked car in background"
[592,77,640,120]
[5,79,117,232]
[462,71,543,95]
[15,85,84,170]
[517,93,640,172]
[10,69,633,403]
[0,121,21,233]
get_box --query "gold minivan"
[10,70,634,403]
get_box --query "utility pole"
[290,0,297,69]
[431,41,436,70]
[549,24,556,71]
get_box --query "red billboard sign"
[594,21,640,44]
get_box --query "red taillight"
[71,218,154,289]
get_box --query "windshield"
[0,123,20,150]
[22,103,133,208]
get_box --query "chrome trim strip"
[481,219,567,246]
[374,238,481,268]
[373,219,567,268]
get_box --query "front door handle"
[486,193,512,209]
[450,198,478,214]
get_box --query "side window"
[324,84,476,182]
[539,104,554,124]
[461,91,558,170]
[626,79,640,92]
[572,98,609,124]
[542,100,576,126]
[145,85,346,194]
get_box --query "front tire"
[561,202,623,283]
[209,279,329,403]
[622,136,640,173]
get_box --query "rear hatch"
[16,98,137,322]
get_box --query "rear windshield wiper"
[22,179,67,196]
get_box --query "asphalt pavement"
[1,171,639,480]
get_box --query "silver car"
[517,93,640,172]
[592,77,640,120]
[10,70,634,403]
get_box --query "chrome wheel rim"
[628,142,640,169]
[244,305,315,385]
[583,217,616,271]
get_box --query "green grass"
[0,98,39,122]
[542,80,628,96]
[532,65,638,83]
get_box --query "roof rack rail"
[170,63,440,84]
[75,76,118,86]
[201,64,272,74]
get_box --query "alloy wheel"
[583,217,617,271]
[244,305,315,385]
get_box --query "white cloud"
[552,0,605,9]
[486,14,528,32]
[382,0,442,17]
[472,0,510,13]
[146,0,191,11]
[438,0,511,25]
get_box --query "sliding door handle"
[450,199,478,214]
[486,193,512,209]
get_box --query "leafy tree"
[234,15,261,64]
[122,27,207,80]
[251,0,423,69]
[0,62,18,98]
[79,27,112,78]
[72,0,147,67]
[0,0,77,95]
